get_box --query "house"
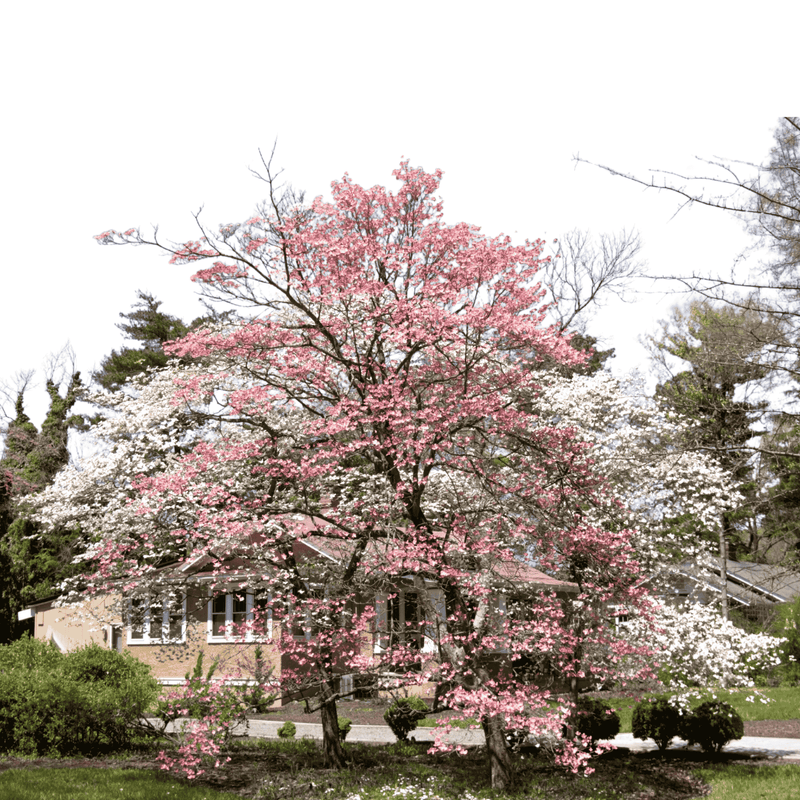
[17,518,579,700]
[669,557,800,625]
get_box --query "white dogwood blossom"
[623,601,786,689]
[27,361,247,601]
[535,370,742,585]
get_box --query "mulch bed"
[740,718,800,738]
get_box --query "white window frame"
[127,595,186,645]
[609,604,630,630]
[286,584,327,642]
[374,587,445,655]
[207,592,272,643]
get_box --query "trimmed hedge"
[564,696,621,744]
[632,697,682,750]
[632,695,744,753]
[681,700,744,753]
[383,696,429,741]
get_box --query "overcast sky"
[1,2,792,430]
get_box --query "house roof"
[673,558,800,607]
[181,511,577,594]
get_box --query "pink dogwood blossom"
[78,161,665,788]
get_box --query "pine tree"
[93,290,191,390]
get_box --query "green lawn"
[0,767,241,800]
[690,764,800,799]
[4,756,800,800]
[0,689,796,800]
[2,734,800,800]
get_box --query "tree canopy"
[80,161,658,784]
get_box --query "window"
[375,588,444,655]
[609,605,630,629]
[207,592,272,642]
[128,595,186,644]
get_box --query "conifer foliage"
[0,368,83,641]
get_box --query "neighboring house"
[669,557,800,625]
[18,529,578,700]
[608,558,800,633]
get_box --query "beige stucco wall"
[29,590,282,687]
[31,593,117,652]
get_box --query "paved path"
[152,719,800,760]
[237,720,800,760]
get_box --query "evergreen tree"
[753,411,800,566]
[93,290,232,391]
[648,300,776,616]
[93,290,191,391]
[0,372,83,642]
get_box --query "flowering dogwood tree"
[84,162,657,787]
[623,601,785,690]
[27,363,219,604]
[537,370,742,584]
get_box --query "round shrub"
[277,721,296,739]
[564,696,620,744]
[383,696,429,742]
[64,642,157,690]
[681,700,744,753]
[338,717,352,741]
[632,697,682,750]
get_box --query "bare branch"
[541,228,647,333]
[0,370,36,422]
[42,342,78,388]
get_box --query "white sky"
[1,1,793,430]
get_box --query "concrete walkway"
[237,720,800,760]
[614,732,800,761]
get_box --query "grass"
[1,737,798,800]
[690,763,800,799]
[1,687,797,800]
[722,687,800,722]
[0,767,242,799]
[2,746,799,800]
[0,738,702,800]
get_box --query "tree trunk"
[719,526,729,622]
[319,680,346,769]
[719,526,730,688]
[482,714,513,791]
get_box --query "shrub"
[632,697,682,750]
[0,634,63,671]
[0,639,159,756]
[245,645,278,712]
[155,651,250,744]
[64,642,156,689]
[180,651,218,719]
[338,717,352,741]
[773,597,800,686]
[277,721,296,739]
[624,602,786,689]
[383,696,429,742]
[564,696,620,744]
[681,700,744,753]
